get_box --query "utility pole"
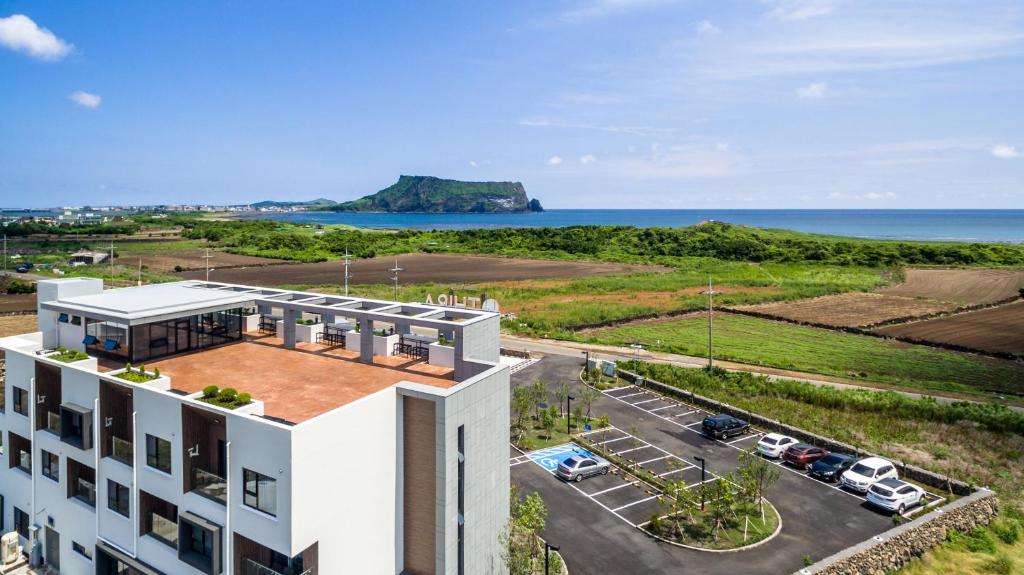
[109,241,115,279]
[2,234,6,273]
[389,259,403,301]
[342,248,353,296]
[137,258,143,286]
[707,276,714,370]
[203,248,213,282]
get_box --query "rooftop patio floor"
[145,335,456,424]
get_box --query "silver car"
[556,455,611,482]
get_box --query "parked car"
[701,414,750,439]
[866,478,925,514]
[556,454,611,482]
[756,433,798,458]
[840,457,898,493]
[808,453,857,482]
[782,443,828,468]
[15,262,34,273]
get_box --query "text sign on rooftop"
[424,293,499,312]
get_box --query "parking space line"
[637,455,670,465]
[597,436,632,446]
[647,405,675,412]
[613,445,652,456]
[589,482,638,496]
[683,421,703,428]
[615,391,648,400]
[726,434,760,445]
[612,495,660,512]
[658,468,687,477]
[674,409,698,417]
[631,398,662,406]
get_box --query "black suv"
[808,452,857,483]
[701,414,749,439]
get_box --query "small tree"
[511,386,532,438]
[572,405,584,432]
[554,381,570,417]
[530,380,548,421]
[541,409,556,440]
[736,448,780,519]
[706,477,736,540]
[580,385,601,421]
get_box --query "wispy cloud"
[695,20,721,37]
[763,0,837,21]
[796,82,828,99]
[559,0,676,23]
[826,190,897,201]
[518,117,676,138]
[547,155,564,166]
[0,14,72,61]
[991,144,1020,159]
[69,91,102,109]
[579,154,597,164]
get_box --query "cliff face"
[334,176,544,213]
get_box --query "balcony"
[242,559,314,575]
[16,449,31,474]
[150,512,178,548]
[46,411,61,434]
[73,477,96,507]
[110,436,134,466]
[191,467,227,504]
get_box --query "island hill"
[332,175,543,213]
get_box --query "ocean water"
[237,209,1024,243]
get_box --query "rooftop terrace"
[118,335,456,424]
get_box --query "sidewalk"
[500,334,1024,412]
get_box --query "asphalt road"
[511,355,894,575]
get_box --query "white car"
[756,433,797,458]
[840,457,898,493]
[866,478,925,514]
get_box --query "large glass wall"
[130,308,243,363]
[85,319,130,361]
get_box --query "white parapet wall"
[428,342,455,368]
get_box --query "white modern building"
[0,278,510,575]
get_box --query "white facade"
[0,279,510,575]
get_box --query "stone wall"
[617,369,975,495]
[794,489,998,575]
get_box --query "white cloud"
[715,142,730,152]
[796,82,828,99]
[69,91,102,109]
[695,20,720,37]
[826,190,897,201]
[468,160,478,168]
[764,0,837,21]
[579,154,597,164]
[518,117,676,138]
[560,0,675,23]
[547,155,564,166]
[991,144,1020,159]
[0,14,72,61]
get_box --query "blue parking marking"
[526,443,595,473]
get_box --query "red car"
[783,444,828,469]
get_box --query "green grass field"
[583,313,1024,398]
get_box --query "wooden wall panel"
[403,396,437,575]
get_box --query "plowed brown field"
[876,300,1024,356]
[735,292,957,328]
[875,268,1024,305]
[115,250,288,272]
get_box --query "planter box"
[429,342,455,368]
[242,314,262,333]
[344,332,401,356]
[295,322,324,343]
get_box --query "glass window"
[108,480,130,517]
[42,450,59,481]
[14,507,29,538]
[13,387,28,416]
[146,434,171,473]
[243,468,277,516]
[72,541,92,559]
[71,315,82,326]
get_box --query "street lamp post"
[694,455,706,511]
[545,542,560,575]
[566,394,575,435]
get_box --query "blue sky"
[1,1,1023,209]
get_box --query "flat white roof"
[46,281,254,323]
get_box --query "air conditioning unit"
[1,531,21,565]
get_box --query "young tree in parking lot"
[664,477,698,537]
[503,486,550,574]
[554,381,570,417]
[541,409,556,440]
[530,380,548,421]
[511,386,532,440]
[572,405,584,432]
[706,477,737,541]
[736,448,780,520]
[580,385,601,421]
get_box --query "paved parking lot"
[510,355,900,574]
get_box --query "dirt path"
[178,253,668,286]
